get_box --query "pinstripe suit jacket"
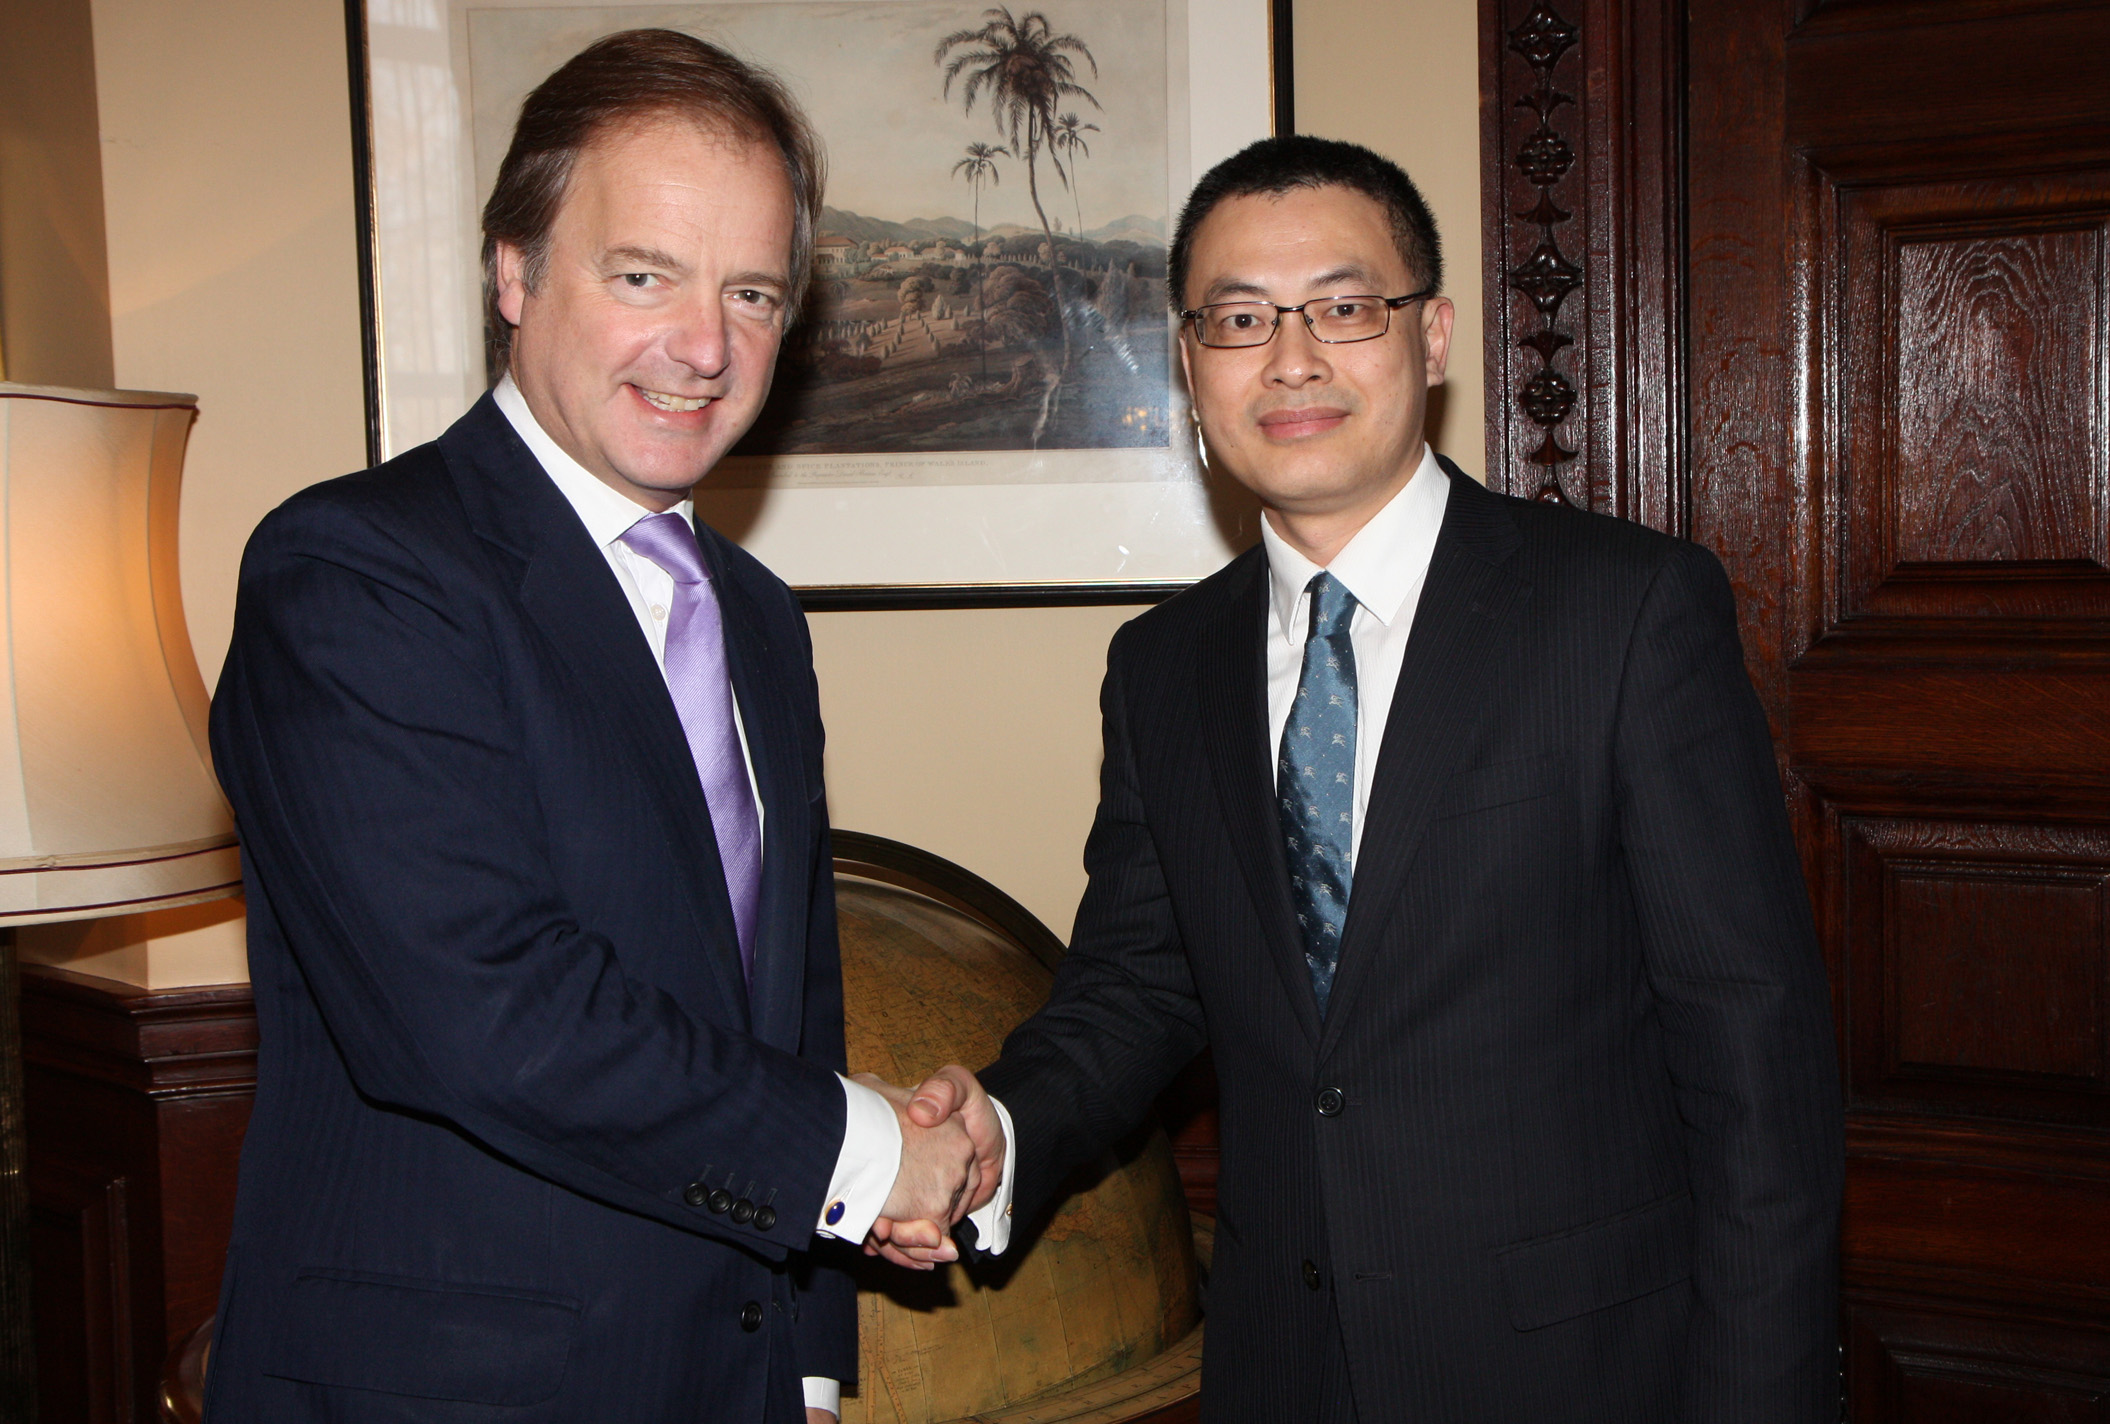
[202,395,855,1422]
[980,461,1843,1422]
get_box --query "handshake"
[855,1065,1006,1270]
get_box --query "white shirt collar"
[1261,443,1449,644]
[493,374,694,543]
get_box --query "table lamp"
[0,382,240,1419]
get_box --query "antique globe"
[832,834,1203,1424]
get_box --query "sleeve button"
[731,1199,756,1225]
[753,1205,777,1231]
[707,1188,734,1214]
[682,1182,708,1207]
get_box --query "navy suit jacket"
[203,395,855,1422]
[981,463,1844,1423]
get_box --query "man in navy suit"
[205,31,989,1423]
[898,137,1843,1421]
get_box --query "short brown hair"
[480,28,826,378]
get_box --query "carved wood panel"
[1478,0,1683,529]
[1837,174,2110,625]
[1849,1299,2110,1424]
[28,1160,129,1424]
[1841,816,2110,1124]
[22,967,257,1424]
[1490,0,2110,1413]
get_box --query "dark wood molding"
[21,965,255,1424]
[1480,0,1685,529]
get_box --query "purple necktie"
[619,512,761,987]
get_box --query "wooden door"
[1482,0,2110,1414]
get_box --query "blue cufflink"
[826,1200,845,1226]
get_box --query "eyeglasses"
[1178,288,1436,349]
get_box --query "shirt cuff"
[816,1073,902,1244]
[964,1094,1017,1255]
[802,1377,840,1417]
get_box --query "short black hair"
[1167,135,1442,310]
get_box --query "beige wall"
[1295,0,1486,465]
[11,0,1485,986]
[0,0,115,388]
[19,0,368,987]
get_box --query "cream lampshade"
[0,383,239,921]
[0,382,242,1418]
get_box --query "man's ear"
[494,241,531,328]
[1421,295,1457,388]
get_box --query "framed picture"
[348,0,1291,603]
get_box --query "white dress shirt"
[499,376,968,1416]
[1262,445,1449,862]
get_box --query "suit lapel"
[1197,548,1323,1047]
[699,527,810,1053]
[439,399,752,1025]
[1318,463,1529,1051]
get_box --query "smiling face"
[1178,184,1454,559]
[496,117,796,510]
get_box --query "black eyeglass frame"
[1177,287,1438,348]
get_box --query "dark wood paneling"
[1792,654,2110,786]
[1837,172,2110,624]
[1479,0,1685,527]
[1892,228,2100,565]
[21,966,254,1424]
[1846,1150,2110,1308]
[28,1160,128,1424]
[1838,816,2110,1124]
[1787,5,2110,156]
[1494,0,2110,1412]
[1849,1296,2110,1424]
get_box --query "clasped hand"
[852,1065,1004,1270]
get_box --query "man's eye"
[732,289,777,308]
[1328,301,1369,319]
[620,273,658,288]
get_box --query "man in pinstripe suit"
[895,137,1843,1422]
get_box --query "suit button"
[740,1300,764,1332]
[1316,1086,1345,1117]
[753,1205,777,1231]
[707,1188,734,1214]
[682,1182,708,1207]
[1302,1259,1323,1291]
[731,1198,756,1225]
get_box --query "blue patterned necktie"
[619,512,762,989]
[1278,571,1359,1016]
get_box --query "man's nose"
[1262,312,1331,385]
[664,294,732,378]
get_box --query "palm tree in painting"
[1052,112,1099,239]
[952,141,1005,377]
[935,7,1099,387]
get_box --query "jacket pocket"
[1431,752,1560,820]
[1494,1191,1693,1331]
[263,1267,580,1405]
